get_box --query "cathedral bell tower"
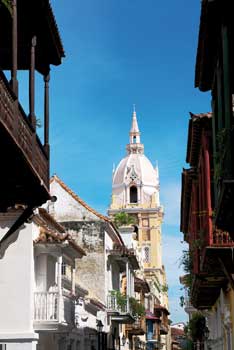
[108,108,168,310]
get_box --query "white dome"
[113,153,158,188]
[110,109,160,208]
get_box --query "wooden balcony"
[34,290,75,330]
[190,273,225,309]
[154,305,169,336]
[125,316,146,335]
[201,229,234,268]
[160,323,169,335]
[191,230,234,309]
[0,71,50,210]
[214,128,234,238]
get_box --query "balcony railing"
[0,71,49,188]
[34,291,74,325]
[212,229,234,246]
[106,292,135,324]
[107,293,128,313]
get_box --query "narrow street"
[0,1,233,350]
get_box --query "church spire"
[129,106,140,144]
[127,107,144,155]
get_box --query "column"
[126,186,129,204]
[10,0,18,97]
[126,260,129,312]
[131,273,134,296]
[44,72,50,156]
[57,256,63,322]
[137,186,141,204]
[72,267,76,295]
[29,36,37,129]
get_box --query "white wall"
[0,212,35,334]
[50,180,98,222]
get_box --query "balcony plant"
[180,250,193,289]
[129,297,145,317]
[110,290,127,312]
[187,312,206,342]
[113,212,136,228]
[154,276,169,294]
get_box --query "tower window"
[133,136,136,143]
[143,246,150,263]
[130,186,138,203]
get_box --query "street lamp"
[204,326,210,340]
[96,320,104,333]
[96,320,104,350]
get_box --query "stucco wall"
[0,212,35,334]
[62,221,106,303]
[50,180,98,222]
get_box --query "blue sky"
[18,0,210,323]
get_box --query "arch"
[130,186,138,203]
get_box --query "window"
[61,262,66,276]
[130,186,137,203]
[133,136,136,143]
[142,230,150,241]
[143,246,150,263]
[142,219,149,227]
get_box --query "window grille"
[143,246,150,263]
[61,262,66,276]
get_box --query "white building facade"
[0,208,85,350]
[49,175,140,350]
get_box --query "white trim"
[0,333,39,341]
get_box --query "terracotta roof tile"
[34,228,86,256]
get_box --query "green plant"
[180,250,193,274]
[129,297,145,317]
[179,250,194,295]
[110,290,127,311]
[161,284,169,293]
[187,312,206,341]
[1,0,12,14]
[153,276,168,294]
[113,212,136,228]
